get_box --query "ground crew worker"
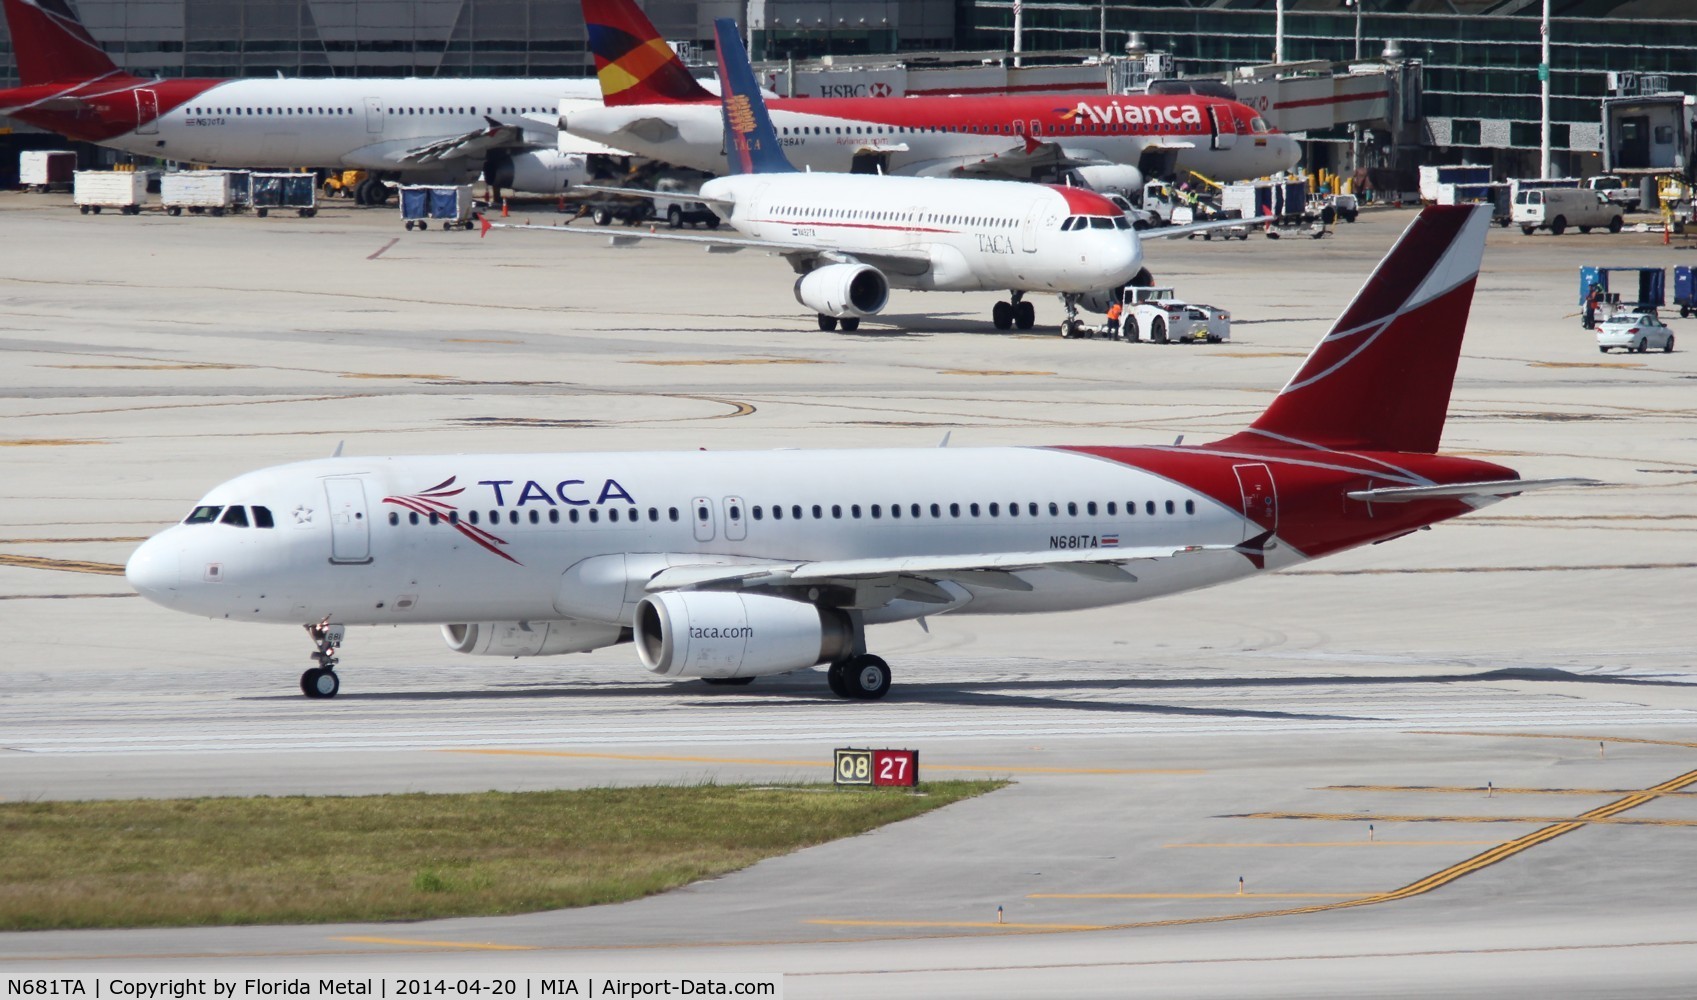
[1106,299,1124,339]
[1584,282,1602,329]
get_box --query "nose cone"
[126,535,181,606]
[1113,231,1145,285]
[1270,133,1302,172]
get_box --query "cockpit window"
[1089,216,1114,229]
[1060,216,1078,231]
[185,505,223,524]
[1113,216,1131,230]
[220,505,249,527]
[1250,116,1270,134]
[252,505,275,528]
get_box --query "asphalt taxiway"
[1,193,1694,996]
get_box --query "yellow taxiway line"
[1165,841,1503,848]
[333,936,535,951]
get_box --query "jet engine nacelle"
[442,619,627,657]
[635,592,854,680]
[484,150,590,196]
[793,263,889,319]
[1070,163,1145,198]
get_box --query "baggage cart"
[251,172,318,217]
[400,184,477,230]
[1675,266,1695,318]
[73,170,148,215]
[20,150,75,192]
[160,172,238,216]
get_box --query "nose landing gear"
[301,617,344,698]
[1058,293,1090,338]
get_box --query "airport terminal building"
[3,0,1694,179]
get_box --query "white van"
[1512,188,1624,235]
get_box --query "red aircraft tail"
[2,0,121,86]
[580,0,715,106]
[1229,205,1493,455]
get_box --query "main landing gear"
[301,617,344,698]
[826,654,892,700]
[991,291,1036,331]
[817,314,862,332]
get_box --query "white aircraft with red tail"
[126,201,1589,701]
[494,18,1240,334]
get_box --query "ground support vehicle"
[20,150,75,192]
[1585,175,1644,212]
[251,173,318,218]
[1513,188,1623,235]
[321,170,368,199]
[1579,266,1664,329]
[161,172,239,216]
[1676,266,1696,318]
[584,196,653,226]
[1596,309,1675,353]
[73,170,147,215]
[400,185,478,231]
[1324,192,1360,222]
[1108,286,1231,343]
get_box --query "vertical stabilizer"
[1231,205,1493,455]
[2,0,120,86]
[581,0,715,106]
[710,17,795,176]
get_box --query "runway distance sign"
[834,748,919,787]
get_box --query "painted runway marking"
[1028,892,1372,900]
[1165,841,1504,848]
[333,935,535,951]
[441,748,1196,775]
[1416,731,1697,750]
[0,554,126,576]
[631,358,831,366]
[366,238,399,260]
[1238,812,1697,826]
[0,439,104,447]
[1321,784,1689,796]
[806,918,1108,931]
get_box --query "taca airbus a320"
[126,203,1586,701]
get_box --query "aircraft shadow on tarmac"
[238,666,1687,720]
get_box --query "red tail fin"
[581,0,715,106]
[1230,205,1492,455]
[2,0,120,85]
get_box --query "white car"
[1596,310,1675,353]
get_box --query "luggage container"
[20,150,76,192]
[400,184,477,230]
[250,172,318,217]
[73,170,148,215]
[160,172,237,216]
[1674,265,1695,318]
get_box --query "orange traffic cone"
[501,198,509,218]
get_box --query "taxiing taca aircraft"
[0,0,707,200]
[126,201,1587,701]
[495,18,1236,334]
[567,0,1299,191]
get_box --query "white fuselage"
[706,172,1143,294]
[564,102,1300,183]
[125,449,1288,629]
[111,77,600,174]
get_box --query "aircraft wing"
[486,219,935,277]
[643,544,1222,610]
[394,116,547,165]
[1347,478,1599,505]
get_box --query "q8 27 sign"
[834,748,919,787]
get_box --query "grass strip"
[0,782,1001,930]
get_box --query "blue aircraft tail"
[711,18,794,175]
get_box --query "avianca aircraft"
[125,203,1587,702]
[564,0,1299,191]
[496,18,1232,334]
[0,0,701,200]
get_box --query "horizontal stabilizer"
[1347,478,1598,503]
